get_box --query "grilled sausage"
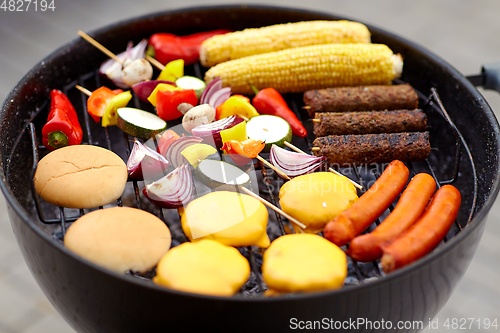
[380,184,461,273]
[323,160,409,247]
[312,132,431,166]
[313,109,427,137]
[346,173,436,262]
[303,84,419,117]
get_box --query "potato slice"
[153,239,250,296]
[279,172,358,233]
[180,191,270,248]
[262,234,347,293]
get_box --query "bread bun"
[34,145,128,208]
[64,207,171,273]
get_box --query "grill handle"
[467,62,500,92]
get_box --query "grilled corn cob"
[204,43,403,95]
[200,20,371,67]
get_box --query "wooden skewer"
[312,118,321,123]
[77,30,123,65]
[256,155,290,181]
[75,85,91,97]
[284,141,363,190]
[78,31,164,73]
[145,54,166,71]
[284,141,306,154]
[303,105,311,110]
[311,147,320,152]
[240,187,306,229]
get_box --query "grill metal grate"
[27,66,477,295]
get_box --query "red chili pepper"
[157,130,181,157]
[251,86,307,138]
[42,89,83,151]
[156,89,198,121]
[148,29,232,65]
[222,139,265,166]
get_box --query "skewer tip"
[75,84,92,96]
[77,29,123,65]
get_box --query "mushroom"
[182,104,216,133]
[122,58,153,87]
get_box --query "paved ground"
[0,0,499,332]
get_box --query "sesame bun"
[34,145,128,208]
[64,207,171,274]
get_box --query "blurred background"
[1,0,499,332]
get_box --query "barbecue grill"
[1,5,500,333]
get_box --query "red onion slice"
[99,39,148,89]
[191,115,244,149]
[208,87,231,109]
[126,140,170,180]
[269,144,327,179]
[200,77,222,105]
[132,80,176,102]
[143,164,194,208]
[165,136,203,168]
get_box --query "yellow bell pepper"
[157,59,184,82]
[101,91,132,127]
[215,95,259,120]
[181,143,217,167]
[219,120,247,146]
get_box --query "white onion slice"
[99,39,148,89]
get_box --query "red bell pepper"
[222,139,265,166]
[42,89,83,151]
[157,129,181,157]
[156,89,198,121]
[87,86,123,123]
[148,29,232,66]
[251,86,307,138]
